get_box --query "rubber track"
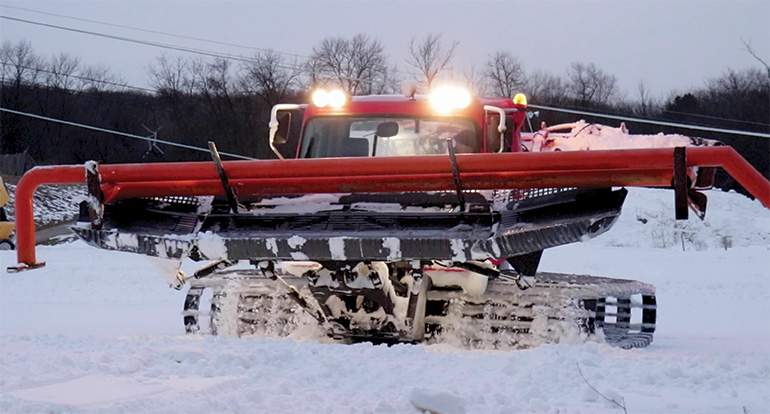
[183,271,656,349]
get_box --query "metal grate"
[148,196,200,206]
[509,187,575,203]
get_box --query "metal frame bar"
[673,147,689,220]
[8,146,769,270]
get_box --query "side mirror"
[273,112,291,144]
[269,104,305,159]
[376,122,399,138]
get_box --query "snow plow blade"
[70,188,626,262]
[10,146,769,269]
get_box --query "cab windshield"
[300,117,478,158]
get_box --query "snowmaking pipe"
[8,146,769,271]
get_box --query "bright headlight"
[429,87,454,113]
[328,90,346,108]
[455,89,471,109]
[430,86,471,113]
[312,90,329,107]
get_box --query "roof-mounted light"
[429,86,471,113]
[312,90,329,107]
[328,90,346,108]
[513,93,527,107]
[312,89,347,108]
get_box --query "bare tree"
[522,69,567,104]
[369,63,401,95]
[0,40,43,155]
[45,52,80,90]
[741,39,770,81]
[200,58,234,99]
[483,51,525,97]
[0,40,42,93]
[147,53,197,97]
[566,62,618,107]
[307,34,390,95]
[240,50,301,107]
[634,80,659,117]
[705,67,769,100]
[462,65,487,96]
[79,64,125,92]
[406,33,459,91]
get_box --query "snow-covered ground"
[0,188,768,413]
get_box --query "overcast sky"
[1,0,768,99]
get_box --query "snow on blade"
[248,193,344,215]
[329,237,347,260]
[382,237,401,261]
[287,235,306,249]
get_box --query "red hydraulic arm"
[8,146,770,271]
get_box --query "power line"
[1,63,167,114]
[529,104,770,139]
[0,107,257,160]
[0,4,309,60]
[660,109,770,128]
[3,13,768,140]
[0,15,266,65]
[4,6,767,123]
[1,61,155,93]
[1,15,315,76]
[0,14,408,87]
[1,6,424,82]
[0,79,166,117]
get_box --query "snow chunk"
[426,267,488,296]
[382,237,401,261]
[266,238,278,255]
[249,194,344,215]
[409,388,466,414]
[290,251,309,260]
[197,231,228,260]
[117,232,139,249]
[84,160,99,175]
[449,239,466,261]
[288,235,306,249]
[329,237,347,260]
[195,196,215,215]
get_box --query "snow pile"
[250,194,343,215]
[524,120,717,152]
[4,182,84,227]
[0,187,768,413]
[593,188,769,250]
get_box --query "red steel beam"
[686,146,770,207]
[9,147,769,270]
[11,165,87,269]
[102,170,674,201]
[95,148,678,182]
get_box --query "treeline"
[1,37,768,193]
